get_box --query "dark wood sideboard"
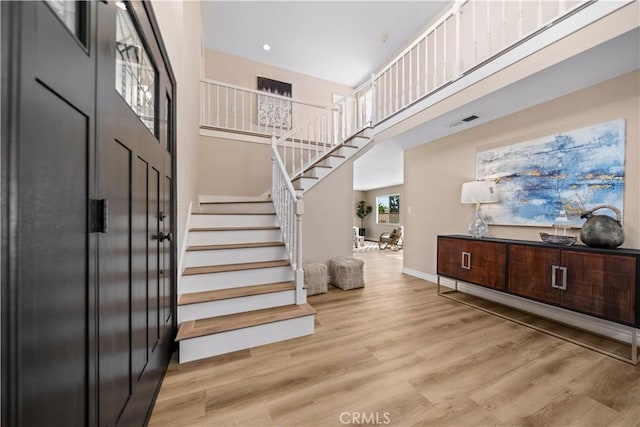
[436,235,640,363]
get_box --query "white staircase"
[176,199,315,363]
[291,129,374,192]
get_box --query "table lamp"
[461,180,499,238]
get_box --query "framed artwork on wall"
[257,76,292,128]
[476,119,626,227]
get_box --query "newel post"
[295,193,305,304]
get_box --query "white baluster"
[433,28,437,90]
[216,84,219,127]
[443,17,447,85]
[424,33,429,95]
[455,2,461,77]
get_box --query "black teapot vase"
[579,205,625,249]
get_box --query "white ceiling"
[201,1,449,87]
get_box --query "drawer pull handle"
[551,265,568,290]
[461,252,471,270]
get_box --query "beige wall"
[199,136,272,197]
[359,185,405,241]
[303,162,354,265]
[153,1,202,268]
[204,49,352,107]
[404,71,640,276]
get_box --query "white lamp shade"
[461,180,498,204]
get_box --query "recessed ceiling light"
[263,44,271,51]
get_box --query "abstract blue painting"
[476,119,626,226]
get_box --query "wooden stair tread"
[192,212,275,216]
[200,200,271,205]
[183,259,290,276]
[292,175,319,182]
[178,282,295,306]
[189,226,280,232]
[187,242,285,251]
[328,154,346,159]
[176,303,316,341]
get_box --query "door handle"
[153,232,172,242]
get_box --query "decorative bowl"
[540,233,576,246]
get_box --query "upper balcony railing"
[200,78,330,138]
[372,0,593,123]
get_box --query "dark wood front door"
[96,3,174,424]
[2,2,176,426]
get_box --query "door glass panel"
[115,1,157,135]
[165,94,172,153]
[45,0,81,40]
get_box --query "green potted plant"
[356,200,372,237]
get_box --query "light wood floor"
[150,250,640,427]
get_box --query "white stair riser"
[178,290,296,322]
[180,266,294,293]
[191,214,278,228]
[178,315,315,363]
[350,136,370,149]
[336,146,358,157]
[293,177,317,191]
[188,229,282,246]
[184,246,288,267]
[319,156,344,168]
[198,203,275,214]
[305,167,332,180]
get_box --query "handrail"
[201,77,329,109]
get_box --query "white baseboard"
[401,268,639,344]
[177,202,192,294]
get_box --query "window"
[377,194,400,224]
[165,94,172,152]
[45,0,87,45]
[115,1,157,135]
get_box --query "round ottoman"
[329,257,365,290]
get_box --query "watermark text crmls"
[339,411,392,425]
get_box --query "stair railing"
[200,78,329,138]
[272,76,375,179]
[271,140,305,304]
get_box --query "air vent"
[448,114,480,128]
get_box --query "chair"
[379,226,403,250]
[353,226,364,248]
